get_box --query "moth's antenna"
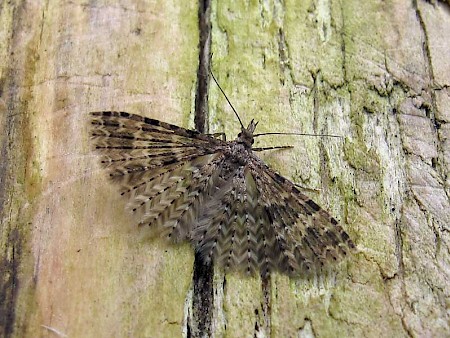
[254,132,342,139]
[209,60,245,129]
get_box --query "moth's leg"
[294,183,321,193]
[206,132,226,141]
[252,146,293,151]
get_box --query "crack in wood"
[190,0,213,337]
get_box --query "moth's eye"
[238,133,242,137]
[251,139,254,144]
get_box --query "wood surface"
[1,0,449,337]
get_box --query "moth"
[90,81,355,278]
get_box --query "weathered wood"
[1,1,199,337]
[1,0,449,337]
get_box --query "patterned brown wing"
[90,111,225,241]
[191,163,290,278]
[190,153,355,277]
[191,164,261,275]
[249,158,356,276]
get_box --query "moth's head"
[236,119,258,148]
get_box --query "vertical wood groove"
[190,0,213,337]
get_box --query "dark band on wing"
[91,111,222,145]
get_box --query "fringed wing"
[250,159,356,276]
[191,163,292,277]
[191,158,355,278]
[191,164,264,275]
[90,111,225,241]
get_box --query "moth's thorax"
[225,142,252,165]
